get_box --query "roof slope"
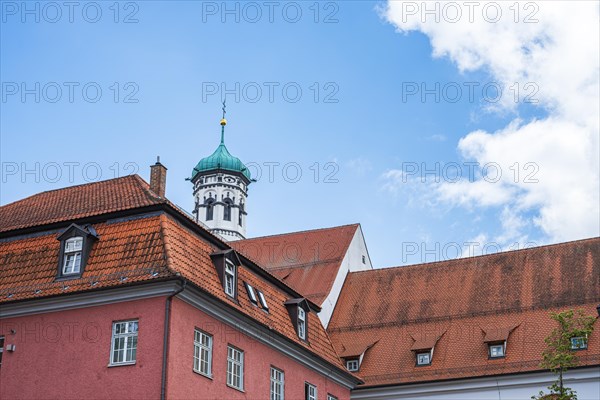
[328,238,600,387]
[0,175,164,234]
[0,177,349,374]
[231,224,359,305]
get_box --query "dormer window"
[56,224,98,280]
[224,260,236,297]
[210,250,241,299]
[570,336,588,350]
[63,237,83,275]
[298,307,306,340]
[346,359,359,372]
[416,351,432,366]
[284,298,310,342]
[489,342,506,358]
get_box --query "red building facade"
[0,175,359,399]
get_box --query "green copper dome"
[191,118,251,182]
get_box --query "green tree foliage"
[532,309,596,400]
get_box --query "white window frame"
[227,345,244,391]
[270,366,285,400]
[298,307,306,340]
[193,329,213,377]
[570,336,588,350]
[110,320,138,366]
[305,382,317,400]
[258,290,269,311]
[327,395,338,400]
[416,351,431,366]
[346,359,359,371]
[224,260,236,297]
[489,343,505,358]
[62,236,83,275]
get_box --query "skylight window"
[244,282,258,305]
[257,290,269,311]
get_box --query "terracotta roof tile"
[0,175,164,234]
[232,224,359,305]
[328,238,600,387]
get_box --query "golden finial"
[220,100,227,126]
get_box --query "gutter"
[161,278,186,400]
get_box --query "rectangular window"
[298,307,306,340]
[257,290,269,311]
[0,336,4,368]
[327,395,338,400]
[224,261,236,297]
[227,345,244,391]
[489,343,505,358]
[305,382,317,400]
[244,282,258,305]
[110,320,138,365]
[62,236,83,275]
[270,366,284,400]
[416,352,431,365]
[346,359,359,371]
[570,336,588,350]
[193,329,213,377]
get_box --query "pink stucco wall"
[166,298,351,400]
[0,296,167,400]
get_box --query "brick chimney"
[150,156,167,197]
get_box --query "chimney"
[150,156,167,197]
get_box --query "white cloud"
[382,0,600,242]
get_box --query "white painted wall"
[193,172,248,240]
[320,225,373,327]
[351,368,600,400]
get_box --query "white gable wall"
[320,225,373,327]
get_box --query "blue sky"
[2,1,598,268]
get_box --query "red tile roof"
[232,224,359,305]
[0,175,165,234]
[0,176,351,375]
[328,238,600,387]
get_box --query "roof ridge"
[353,236,600,275]
[0,175,142,208]
[241,223,360,242]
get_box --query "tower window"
[224,198,233,221]
[238,203,244,226]
[62,237,83,275]
[224,260,236,297]
[205,198,215,221]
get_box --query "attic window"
[63,237,83,275]
[416,351,432,366]
[244,282,258,305]
[56,224,98,280]
[257,290,269,311]
[346,359,359,372]
[224,260,236,297]
[570,336,588,350]
[298,307,306,340]
[489,343,505,358]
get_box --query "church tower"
[190,105,252,241]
